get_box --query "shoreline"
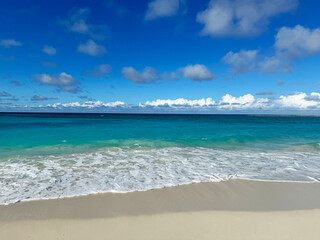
[1,177,319,207]
[1,179,320,239]
[1,179,320,217]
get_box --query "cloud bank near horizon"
[3,92,320,113]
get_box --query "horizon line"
[1,111,320,117]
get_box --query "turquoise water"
[1,113,320,157]
[1,113,320,204]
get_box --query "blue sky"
[1,0,320,113]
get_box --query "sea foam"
[0,147,320,205]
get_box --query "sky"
[1,0,320,113]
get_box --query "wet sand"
[1,179,320,240]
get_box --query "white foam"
[0,147,320,205]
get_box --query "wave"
[0,147,320,205]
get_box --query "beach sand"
[1,179,320,239]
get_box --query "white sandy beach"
[1,179,320,240]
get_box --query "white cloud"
[222,50,258,75]
[122,66,160,83]
[32,72,81,93]
[60,8,108,39]
[197,0,297,37]
[0,39,22,48]
[138,94,271,110]
[122,65,214,83]
[275,25,320,60]
[145,0,185,20]
[42,45,56,55]
[217,94,271,110]
[84,64,112,78]
[258,25,320,74]
[181,64,215,81]
[139,92,320,111]
[77,40,107,56]
[276,92,320,110]
[44,100,125,109]
[223,25,320,75]
[139,98,216,108]
[7,92,320,113]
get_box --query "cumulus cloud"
[84,64,112,78]
[223,50,290,76]
[42,45,56,55]
[181,64,215,81]
[275,25,320,60]
[60,8,108,39]
[32,72,81,93]
[77,40,107,56]
[197,0,297,37]
[276,92,320,110]
[145,0,186,20]
[140,98,216,108]
[35,100,125,111]
[224,25,320,75]
[217,94,271,110]
[139,92,320,111]
[6,92,320,113]
[122,66,160,83]
[7,100,125,113]
[0,39,22,48]
[139,94,270,111]
[122,65,214,83]
[138,94,272,111]
[259,25,320,74]
[222,50,258,75]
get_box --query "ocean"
[1,113,320,204]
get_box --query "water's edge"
[2,177,318,207]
